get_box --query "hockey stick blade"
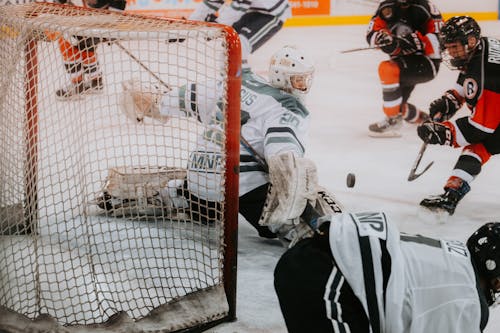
[407,141,434,181]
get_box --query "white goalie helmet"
[269,46,315,97]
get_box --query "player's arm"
[120,79,221,125]
[415,0,443,58]
[428,86,464,122]
[419,76,500,148]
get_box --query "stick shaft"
[114,41,171,91]
[340,45,380,54]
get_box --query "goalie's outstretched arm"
[120,79,221,125]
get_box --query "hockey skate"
[368,114,403,138]
[56,76,103,100]
[420,178,470,215]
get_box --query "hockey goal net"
[0,3,240,332]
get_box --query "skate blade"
[416,205,450,225]
[368,130,402,138]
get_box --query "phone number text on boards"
[291,1,319,9]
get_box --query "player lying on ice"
[275,209,497,333]
[96,46,343,245]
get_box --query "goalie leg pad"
[96,166,188,218]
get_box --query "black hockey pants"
[274,226,370,333]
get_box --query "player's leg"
[239,184,277,239]
[368,59,403,137]
[399,55,440,123]
[274,232,369,333]
[369,55,439,136]
[183,182,222,225]
[420,141,494,215]
[56,36,103,99]
[231,12,284,61]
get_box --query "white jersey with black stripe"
[157,67,310,201]
[325,212,488,333]
[190,0,291,24]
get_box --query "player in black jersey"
[366,0,443,137]
[418,16,500,215]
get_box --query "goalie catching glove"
[120,79,170,123]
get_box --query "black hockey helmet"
[467,222,500,305]
[378,0,410,21]
[440,16,481,69]
[440,16,481,46]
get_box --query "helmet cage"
[269,46,315,97]
[440,16,481,70]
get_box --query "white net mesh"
[0,3,240,332]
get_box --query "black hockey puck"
[346,173,356,188]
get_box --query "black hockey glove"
[204,13,218,22]
[429,90,462,121]
[417,121,453,146]
[398,32,423,55]
[375,31,398,54]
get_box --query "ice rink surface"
[209,21,500,332]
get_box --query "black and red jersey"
[366,0,443,59]
[448,37,500,146]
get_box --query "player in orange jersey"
[366,0,443,137]
[418,16,500,215]
[53,0,126,99]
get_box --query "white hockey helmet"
[269,46,314,96]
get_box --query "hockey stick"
[113,41,171,91]
[240,135,269,172]
[340,45,382,54]
[341,35,409,54]
[407,135,434,181]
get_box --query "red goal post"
[0,2,240,332]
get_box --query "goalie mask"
[467,222,500,306]
[440,16,481,70]
[269,46,314,97]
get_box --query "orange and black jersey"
[366,0,442,59]
[447,37,500,146]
